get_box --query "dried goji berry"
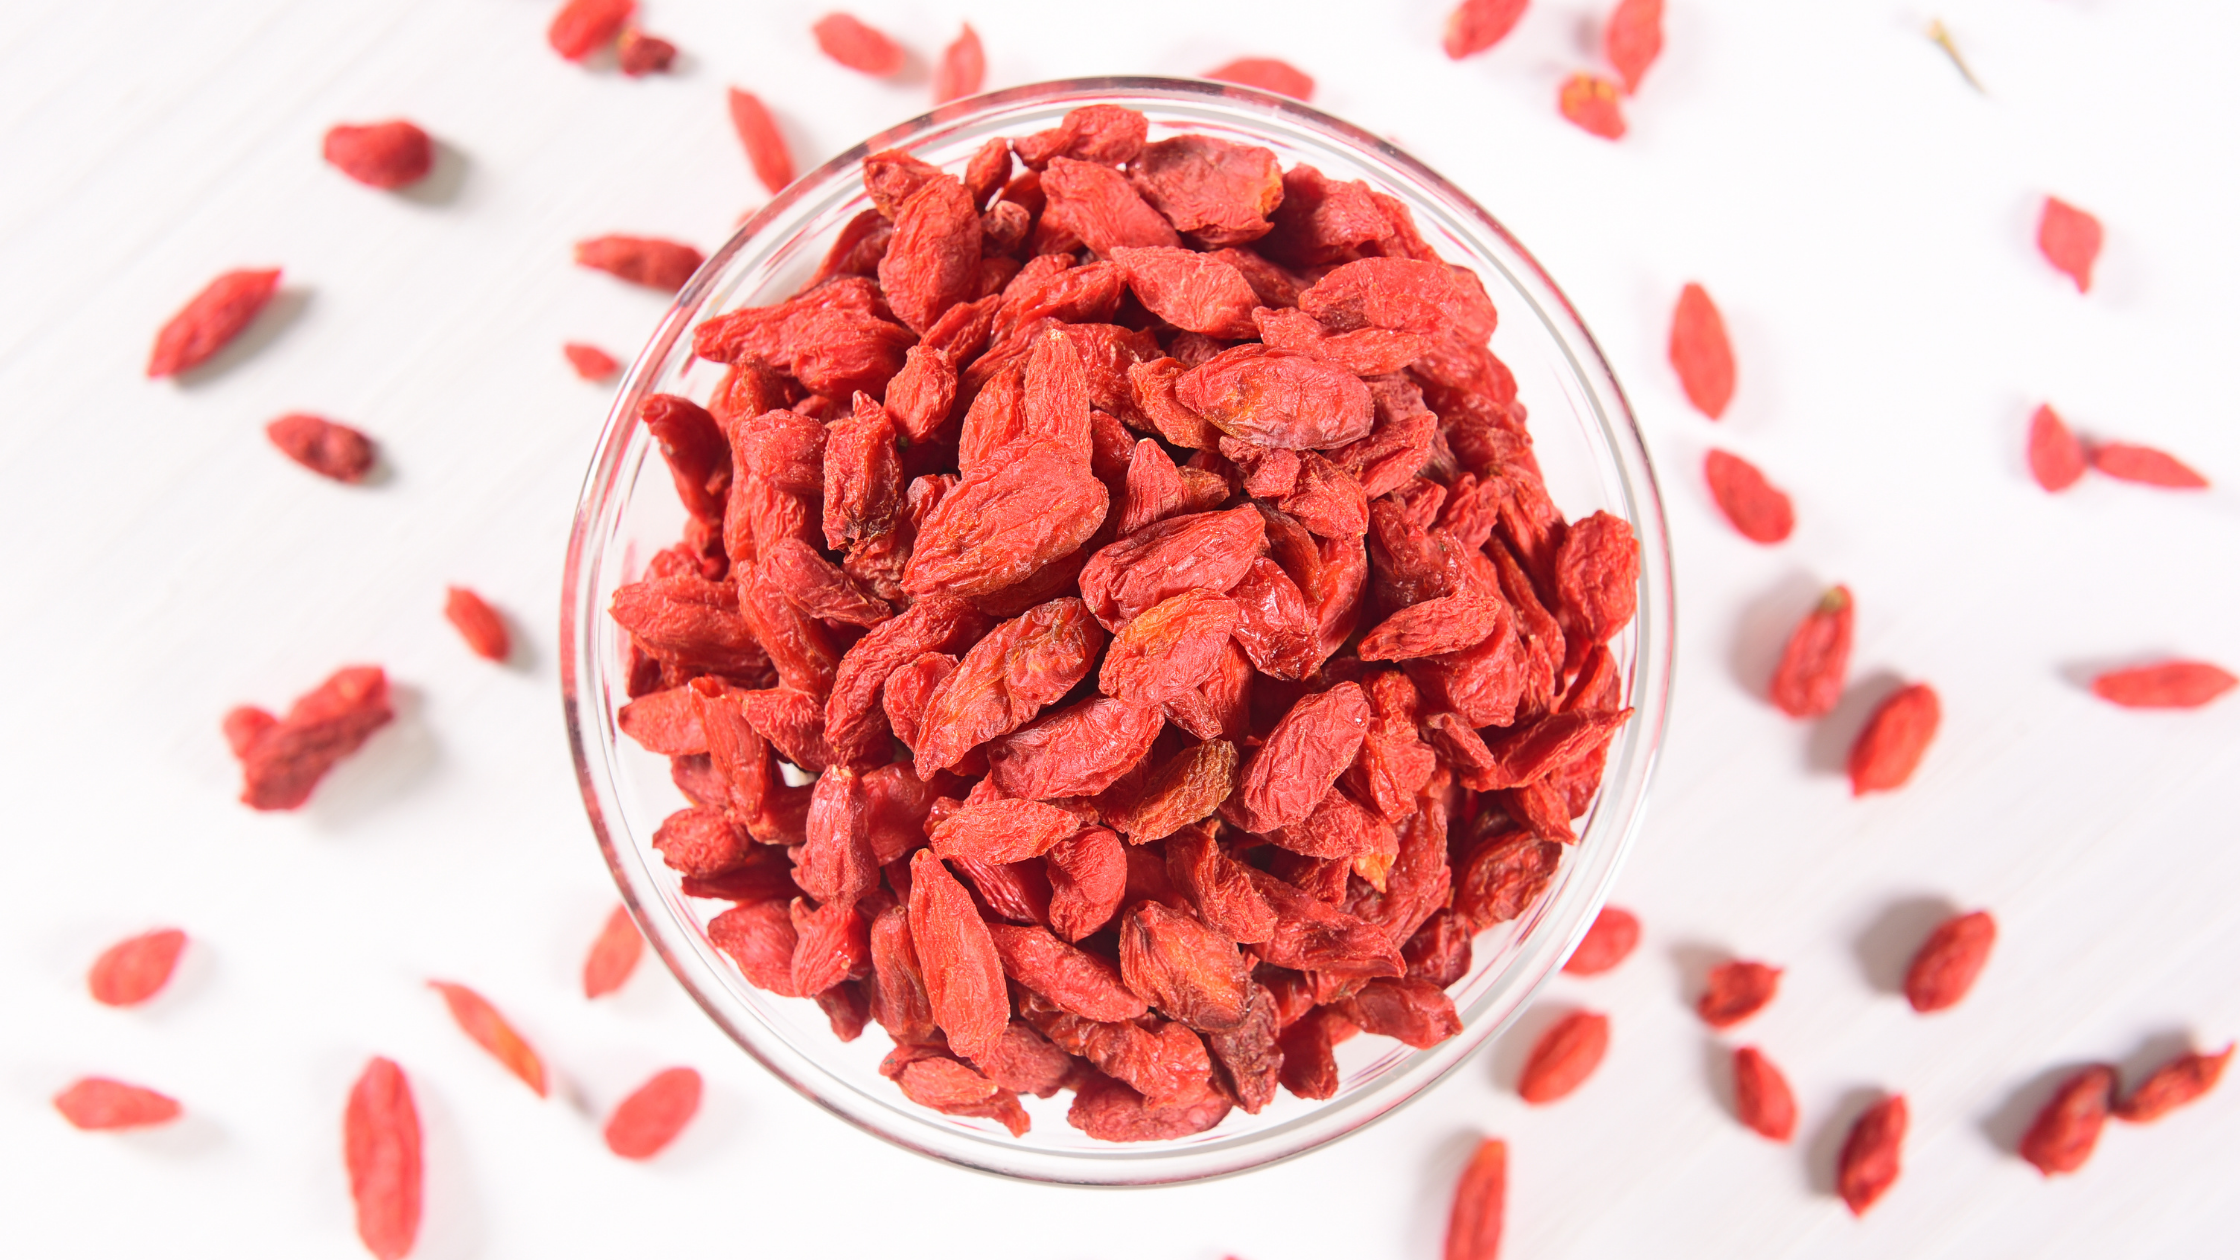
[1848,682,1939,795]
[1733,1046,1797,1141]
[429,981,547,1096]
[727,89,794,193]
[548,0,633,61]
[1837,1093,1906,1215]
[88,927,187,1007]
[2089,441,2208,489]
[933,24,984,103]
[322,120,432,190]
[1562,905,1638,975]
[54,1077,181,1131]
[2115,1044,2233,1123]
[583,905,644,998]
[2027,404,2086,491]
[1904,909,1994,1013]
[575,235,704,291]
[2019,1064,2115,1176]
[604,1066,702,1159]
[1100,591,1242,706]
[227,665,394,810]
[1518,1009,1608,1103]
[616,28,676,76]
[442,586,509,662]
[1553,511,1639,648]
[1668,282,1734,418]
[2037,195,2102,293]
[1443,0,1528,59]
[564,342,620,381]
[1703,449,1792,543]
[1697,959,1780,1027]
[1770,585,1852,718]
[1337,977,1462,1048]
[1605,0,1664,93]
[1558,72,1626,140]
[1044,825,1127,942]
[1228,682,1371,833]
[1443,1136,1507,1260]
[1067,1071,1231,1141]
[345,1057,422,1260]
[1042,156,1182,255]
[1205,57,1315,101]
[147,268,281,378]
[812,12,903,76]
[907,849,1008,1060]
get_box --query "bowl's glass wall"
[563,77,1673,1186]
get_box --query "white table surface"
[4,1,2237,1256]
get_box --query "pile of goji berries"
[609,100,1642,1141]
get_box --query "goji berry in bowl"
[562,76,1673,1185]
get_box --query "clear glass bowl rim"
[562,74,1675,1187]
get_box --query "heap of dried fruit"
[606,103,1640,1142]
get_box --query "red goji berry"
[227,666,395,810]
[1769,585,1852,718]
[1696,960,1780,1027]
[1605,0,1663,94]
[1205,57,1316,101]
[344,1057,422,1260]
[147,268,282,378]
[2089,660,2235,709]
[1443,1136,1507,1260]
[1668,282,1734,418]
[429,981,547,1096]
[548,0,633,61]
[2019,1064,2115,1176]
[575,235,704,291]
[322,120,433,190]
[2115,1044,2232,1123]
[2037,195,2102,293]
[88,928,188,1007]
[2089,441,2208,489]
[933,24,983,103]
[266,413,376,483]
[1904,909,1994,1012]
[1836,1093,1906,1215]
[564,342,619,381]
[1848,682,1939,795]
[1558,72,1626,140]
[1732,1046,1796,1141]
[1703,449,1793,543]
[583,905,644,999]
[616,28,676,76]
[907,849,1008,1061]
[1444,0,1529,59]
[727,89,795,194]
[54,1077,181,1131]
[1562,906,1638,975]
[604,1066,702,1159]
[2027,404,2086,491]
[1518,1009,1608,1103]
[443,586,510,662]
[812,12,903,76]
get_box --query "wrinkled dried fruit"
[549,0,633,61]
[616,28,677,75]
[2090,442,2208,489]
[604,1067,702,1159]
[1605,0,1663,93]
[54,1077,181,1131]
[1849,683,1939,795]
[1205,57,1315,101]
[1668,282,1733,418]
[345,1057,422,1260]
[2027,404,2085,491]
[583,905,644,998]
[1770,586,1851,718]
[1443,1136,1507,1260]
[322,120,433,189]
[1120,902,1251,1032]
[443,586,509,662]
[1703,449,1792,543]
[1518,1009,1608,1103]
[2115,1044,2233,1123]
[148,268,281,378]
[1733,1046,1796,1142]
[227,665,394,810]
[908,850,1008,1060]
[1904,909,1994,1013]
[430,981,547,1096]
[1697,960,1780,1027]
[933,24,984,103]
[813,12,903,76]
[2037,196,2102,293]
[564,342,619,380]
[728,89,794,193]
[1562,906,1638,976]
[88,928,187,1007]
[2019,1065,2115,1176]
[1558,73,1626,140]
[1444,0,1528,59]
[1837,1094,1906,1215]
[575,235,704,291]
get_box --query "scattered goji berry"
[227,666,395,810]
[265,413,376,483]
[575,235,704,291]
[429,981,547,1096]
[1562,906,1638,975]
[54,1077,181,1131]
[2027,404,2086,491]
[1696,960,1780,1027]
[344,1057,422,1260]
[147,268,282,378]
[1836,1093,1906,1215]
[442,586,509,662]
[1769,585,1851,718]
[548,0,634,61]
[1518,1009,1608,1103]
[322,121,433,190]
[2019,1064,2115,1176]
[1668,282,1734,418]
[1732,1046,1796,1141]
[2095,660,2240,711]
[1703,449,1792,543]
[727,89,795,194]
[1848,682,1939,795]
[1605,0,1663,93]
[2115,1044,2232,1123]
[933,24,984,103]
[88,928,188,1006]
[604,1066,702,1159]
[1444,0,1529,59]
[1442,1136,1507,1260]
[1558,72,1626,140]
[2037,195,2102,293]
[813,12,903,76]
[1904,909,1994,1013]
[2089,441,2208,489]
[616,28,677,76]
[583,905,644,998]
[564,341,619,381]
[1205,58,1316,101]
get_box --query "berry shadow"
[1667,938,1730,1015]
[397,139,470,208]
[1804,1085,1888,1198]
[1851,894,1959,998]
[1804,668,1906,778]
[1726,573,1826,702]
[1487,1000,1582,1094]
[304,683,438,830]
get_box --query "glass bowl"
[562,75,1673,1186]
